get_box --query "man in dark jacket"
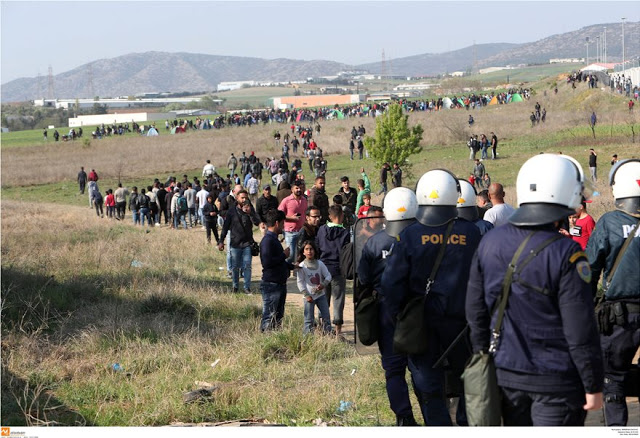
[202,194,220,244]
[316,205,350,336]
[337,176,358,216]
[378,162,390,195]
[467,154,603,426]
[219,190,260,293]
[77,167,87,194]
[255,184,279,225]
[259,209,293,331]
[297,206,321,256]
[308,176,329,226]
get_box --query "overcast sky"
[1,1,638,84]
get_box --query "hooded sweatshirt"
[315,222,350,277]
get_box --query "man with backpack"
[172,188,188,230]
[129,186,141,225]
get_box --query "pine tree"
[364,104,423,177]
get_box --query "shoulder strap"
[607,222,639,285]
[425,220,455,295]
[490,231,563,352]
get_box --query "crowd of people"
[76,102,639,427]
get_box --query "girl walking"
[296,240,332,334]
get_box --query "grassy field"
[1,74,639,427]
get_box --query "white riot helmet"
[457,179,479,221]
[382,187,418,236]
[609,158,640,217]
[415,169,460,226]
[509,154,584,226]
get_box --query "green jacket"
[355,172,371,213]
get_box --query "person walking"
[588,148,597,182]
[379,162,390,195]
[259,209,294,331]
[357,187,420,426]
[381,170,481,425]
[77,167,87,195]
[219,190,260,294]
[490,132,498,160]
[202,194,220,244]
[392,163,403,188]
[466,154,603,426]
[472,159,485,192]
[586,159,640,426]
[278,180,308,264]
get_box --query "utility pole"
[596,36,600,63]
[47,65,55,100]
[586,37,590,66]
[621,17,626,75]
[604,26,607,64]
[381,49,387,92]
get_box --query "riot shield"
[353,215,386,355]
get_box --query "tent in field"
[147,127,159,136]
[442,97,453,109]
[457,98,466,107]
[510,93,523,103]
[488,96,498,105]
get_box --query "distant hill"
[358,22,639,76]
[357,43,520,76]
[0,52,353,102]
[1,21,637,102]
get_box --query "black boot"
[396,415,418,426]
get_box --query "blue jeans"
[230,246,252,290]
[303,294,331,334]
[174,212,187,229]
[198,207,204,224]
[131,209,140,225]
[260,281,287,331]
[284,230,300,263]
[140,207,150,226]
[481,146,488,159]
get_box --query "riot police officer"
[586,158,640,426]
[466,154,603,426]
[357,188,419,426]
[381,170,481,425]
[456,179,493,236]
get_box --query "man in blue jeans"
[259,209,294,331]
[218,190,260,294]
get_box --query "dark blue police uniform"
[467,223,604,426]
[586,210,640,426]
[358,230,414,422]
[381,219,481,425]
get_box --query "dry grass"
[1,200,390,426]
[2,80,637,189]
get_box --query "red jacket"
[88,171,98,181]
[105,193,115,207]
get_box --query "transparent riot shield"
[353,215,386,355]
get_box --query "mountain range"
[1,21,637,103]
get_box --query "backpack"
[339,242,355,280]
[130,193,140,210]
[177,195,188,213]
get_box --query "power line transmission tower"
[47,65,55,100]
[381,49,387,92]
[87,64,95,98]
